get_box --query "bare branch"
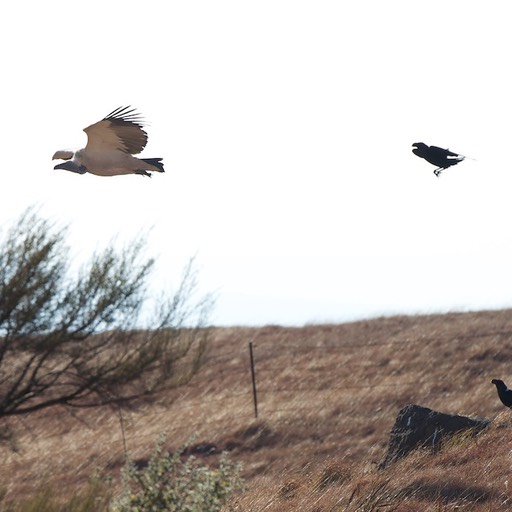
[0,209,213,418]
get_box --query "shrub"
[0,208,212,419]
[114,435,244,512]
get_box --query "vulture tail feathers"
[142,158,165,173]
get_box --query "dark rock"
[380,404,490,469]
[187,442,218,456]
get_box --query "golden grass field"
[2,309,512,510]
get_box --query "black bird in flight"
[412,142,465,177]
[491,379,512,408]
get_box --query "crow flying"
[412,142,465,177]
[491,379,512,408]
[53,107,165,177]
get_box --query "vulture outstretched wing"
[84,106,148,155]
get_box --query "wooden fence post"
[249,342,258,418]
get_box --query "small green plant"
[114,434,244,512]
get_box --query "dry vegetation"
[2,309,512,510]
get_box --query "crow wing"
[430,146,462,159]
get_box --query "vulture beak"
[54,161,87,174]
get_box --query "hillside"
[2,309,512,510]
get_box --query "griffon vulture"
[52,107,164,177]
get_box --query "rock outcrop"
[380,404,491,469]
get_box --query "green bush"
[114,435,244,512]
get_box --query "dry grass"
[2,309,512,509]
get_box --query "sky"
[2,1,512,326]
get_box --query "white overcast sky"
[1,1,512,326]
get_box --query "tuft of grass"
[0,478,110,512]
[278,480,301,500]
[346,476,407,511]
[314,463,350,490]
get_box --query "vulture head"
[52,150,74,161]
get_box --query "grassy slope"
[2,309,512,510]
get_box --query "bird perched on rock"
[412,142,465,177]
[53,107,165,177]
[491,379,512,408]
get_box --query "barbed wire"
[2,329,509,475]
[205,328,512,362]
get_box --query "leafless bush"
[0,208,212,418]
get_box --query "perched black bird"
[491,379,512,408]
[412,142,465,177]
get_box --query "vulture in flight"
[412,142,465,177]
[491,379,512,408]
[52,107,165,177]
